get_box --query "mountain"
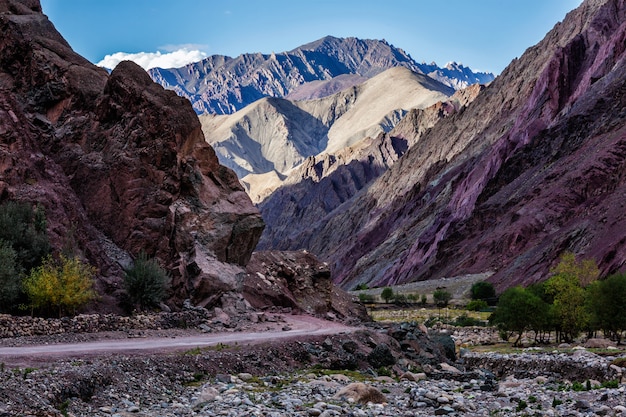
[257,84,484,250]
[0,0,264,311]
[199,66,453,193]
[149,36,493,115]
[260,0,626,291]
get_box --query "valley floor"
[0,313,625,416]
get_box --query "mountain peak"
[149,37,495,115]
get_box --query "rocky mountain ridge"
[277,0,626,290]
[198,66,453,193]
[148,35,494,115]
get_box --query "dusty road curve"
[0,315,360,365]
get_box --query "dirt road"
[0,315,358,365]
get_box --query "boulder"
[333,382,387,404]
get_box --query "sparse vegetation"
[123,251,171,311]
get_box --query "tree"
[0,240,21,312]
[23,255,96,317]
[380,287,394,304]
[545,252,599,342]
[470,281,497,305]
[527,282,556,343]
[490,286,546,346]
[124,251,171,311]
[433,289,451,308]
[550,252,599,287]
[586,273,626,342]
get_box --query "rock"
[195,385,219,404]
[367,343,396,368]
[400,371,426,382]
[237,373,254,382]
[333,382,387,404]
[215,374,232,384]
[439,363,461,374]
[575,399,591,410]
[212,308,231,326]
[585,338,617,349]
[243,250,368,322]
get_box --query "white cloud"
[96,47,208,70]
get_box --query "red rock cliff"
[0,0,264,310]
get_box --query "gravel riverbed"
[1,331,626,417]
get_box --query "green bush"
[354,283,369,291]
[433,289,451,307]
[407,293,419,303]
[586,273,626,342]
[0,201,51,313]
[381,287,394,303]
[393,293,408,305]
[470,281,497,305]
[0,240,21,311]
[466,299,488,311]
[454,314,484,327]
[124,251,171,311]
[358,293,374,303]
[0,201,49,272]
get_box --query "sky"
[40,0,583,75]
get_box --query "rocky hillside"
[199,67,453,188]
[149,35,493,115]
[0,0,264,310]
[257,84,483,250]
[262,0,626,291]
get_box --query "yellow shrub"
[23,255,96,317]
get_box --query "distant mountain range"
[149,36,494,115]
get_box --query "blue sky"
[40,0,582,75]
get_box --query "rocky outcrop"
[149,35,494,115]
[269,0,626,291]
[243,250,368,323]
[0,0,264,310]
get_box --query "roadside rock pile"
[0,307,277,339]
